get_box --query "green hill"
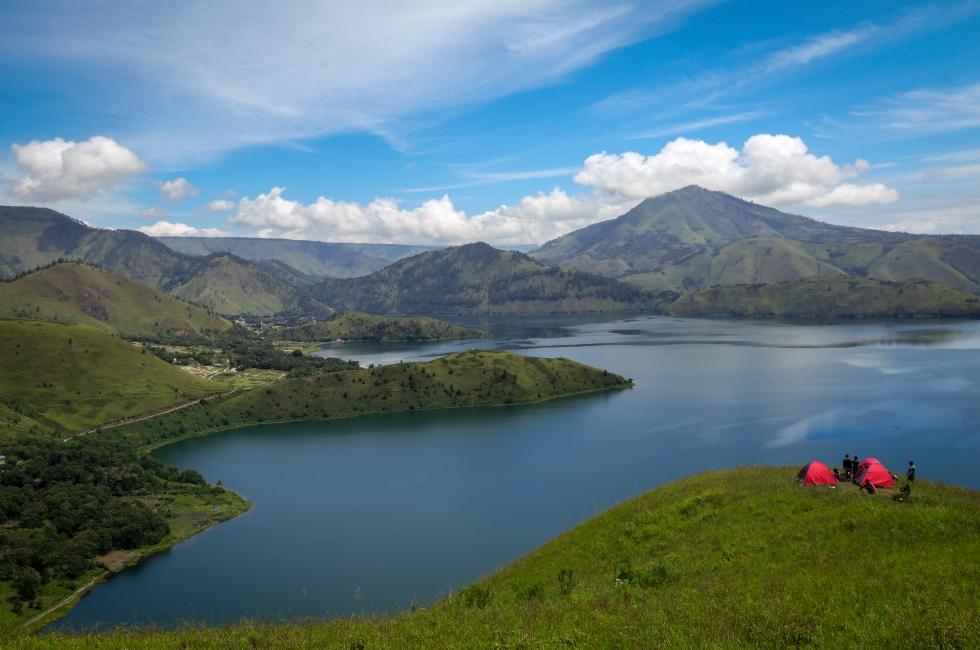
[170,254,331,317]
[0,320,220,433]
[312,243,671,315]
[275,311,487,342]
[667,277,980,319]
[0,263,231,339]
[115,349,631,447]
[532,186,980,294]
[0,207,327,316]
[158,236,435,278]
[20,467,979,647]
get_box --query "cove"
[52,315,980,629]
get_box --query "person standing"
[842,454,852,479]
[907,460,916,483]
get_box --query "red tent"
[855,462,895,489]
[856,457,881,471]
[797,461,838,486]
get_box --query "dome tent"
[855,461,895,489]
[797,460,838,486]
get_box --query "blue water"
[53,315,980,630]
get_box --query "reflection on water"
[54,314,980,630]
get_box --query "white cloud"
[574,134,898,207]
[226,186,616,245]
[5,136,147,202]
[764,27,876,70]
[138,221,228,237]
[0,2,711,164]
[631,112,765,139]
[863,83,980,134]
[158,177,199,203]
[206,199,235,212]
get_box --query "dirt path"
[63,388,239,442]
[18,574,102,630]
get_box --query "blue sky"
[1,0,978,244]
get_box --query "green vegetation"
[275,311,488,342]
[0,320,219,433]
[532,185,980,295]
[668,277,980,319]
[0,432,248,634]
[312,243,671,315]
[158,236,434,279]
[0,262,231,340]
[14,467,978,647]
[114,350,631,448]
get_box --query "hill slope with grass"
[668,277,980,319]
[114,349,630,447]
[532,186,980,294]
[0,320,220,433]
[312,242,671,315]
[20,467,979,647]
[0,262,231,339]
[159,236,435,278]
[275,311,487,342]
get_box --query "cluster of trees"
[0,434,210,611]
[146,325,358,375]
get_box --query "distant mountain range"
[158,236,435,278]
[310,242,669,315]
[532,186,980,295]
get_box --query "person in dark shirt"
[852,456,860,483]
[907,461,916,483]
[842,454,852,479]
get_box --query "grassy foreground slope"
[117,350,631,447]
[0,320,219,433]
[668,277,980,319]
[275,311,488,342]
[21,467,979,647]
[0,263,231,339]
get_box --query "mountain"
[275,311,488,342]
[532,186,980,294]
[0,262,231,339]
[667,277,980,319]
[310,242,671,315]
[0,206,327,316]
[158,236,436,278]
[0,319,219,433]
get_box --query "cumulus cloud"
[6,136,147,202]
[574,134,898,207]
[226,186,617,245]
[138,221,227,237]
[206,199,235,212]
[158,177,199,203]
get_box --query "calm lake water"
[54,315,980,630]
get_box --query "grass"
[0,263,231,340]
[112,349,633,448]
[0,320,220,433]
[273,311,488,342]
[14,467,978,647]
[9,487,250,635]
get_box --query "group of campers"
[796,456,916,498]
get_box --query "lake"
[53,314,980,630]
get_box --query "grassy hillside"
[159,236,435,278]
[532,186,980,295]
[0,320,220,433]
[275,311,488,342]
[114,350,631,447]
[0,263,231,340]
[171,254,331,317]
[312,243,670,315]
[19,467,978,647]
[668,277,980,319]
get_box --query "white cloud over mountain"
[221,134,896,244]
[159,177,199,203]
[138,221,228,237]
[6,136,147,202]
